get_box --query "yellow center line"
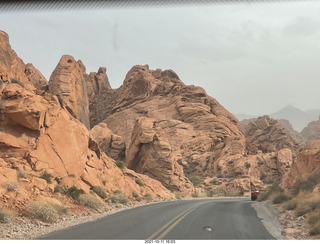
[147,201,208,240]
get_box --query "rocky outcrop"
[90,123,125,161]
[300,116,320,142]
[84,66,111,100]
[281,140,320,195]
[0,83,174,200]
[243,115,301,155]
[126,117,194,195]
[0,31,28,86]
[24,63,48,90]
[48,55,90,129]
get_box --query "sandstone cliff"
[281,140,320,195]
[48,55,90,129]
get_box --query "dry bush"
[293,192,320,217]
[109,191,129,204]
[79,194,103,210]
[28,202,59,223]
[143,193,153,201]
[91,186,108,199]
[50,204,68,215]
[6,180,19,192]
[272,192,290,204]
[0,208,12,223]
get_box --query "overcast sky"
[1,1,320,116]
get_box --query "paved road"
[39,198,275,240]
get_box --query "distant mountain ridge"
[236,105,320,132]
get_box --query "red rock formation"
[243,115,301,155]
[24,63,48,90]
[90,123,125,161]
[281,140,320,195]
[48,55,90,129]
[126,117,194,195]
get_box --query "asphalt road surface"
[39,198,276,240]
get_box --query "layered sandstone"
[281,140,320,195]
[84,66,111,100]
[48,55,90,129]
[243,115,301,155]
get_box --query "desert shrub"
[54,185,68,194]
[174,191,182,200]
[272,192,290,204]
[308,212,320,226]
[191,190,199,198]
[295,200,320,217]
[292,174,320,196]
[282,199,298,211]
[0,208,12,223]
[28,202,59,223]
[245,162,251,169]
[6,180,19,192]
[143,193,153,202]
[79,194,103,210]
[115,160,125,169]
[227,161,234,165]
[109,191,129,204]
[210,178,222,185]
[67,186,80,201]
[177,158,183,165]
[135,178,145,186]
[40,171,52,184]
[11,78,24,87]
[17,168,26,179]
[257,181,284,202]
[309,222,320,236]
[91,186,108,199]
[132,190,141,201]
[50,204,68,215]
[188,175,202,187]
[206,188,215,197]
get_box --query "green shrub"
[91,186,108,199]
[11,78,24,87]
[0,208,12,223]
[54,185,68,194]
[115,160,125,169]
[67,186,80,201]
[28,202,59,223]
[135,178,145,186]
[143,193,153,202]
[188,175,202,187]
[272,192,290,204]
[6,180,19,192]
[210,178,222,185]
[245,162,251,169]
[109,191,129,204]
[40,171,52,184]
[79,194,103,210]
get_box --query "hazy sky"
[1,1,320,116]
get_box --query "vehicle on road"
[251,190,261,201]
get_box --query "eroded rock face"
[126,117,194,195]
[48,55,90,129]
[0,31,28,85]
[85,66,111,100]
[24,63,48,90]
[103,65,246,179]
[90,123,125,161]
[243,115,301,155]
[281,140,320,195]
